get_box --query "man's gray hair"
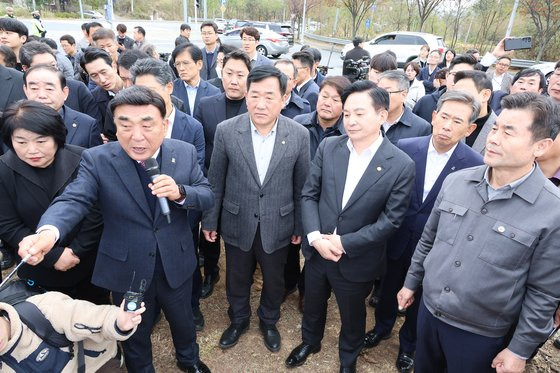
[378,70,409,92]
[130,57,174,86]
[436,91,481,123]
[274,58,297,80]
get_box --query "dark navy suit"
[281,92,310,119]
[172,78,220,117]
[171,108,205,170]
[0,65,25,115]
[90,87,116,141]
[62,105,102,148]
[65,78,102,126]
[372,135,483,355]
[38,139,214,371]
[297,79,320,112]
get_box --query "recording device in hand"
[504,36,532,51]
[144,158,172,224]
[344,57,371,81]
[124,271,146,312]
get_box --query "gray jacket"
[202,113,310,253]
[404,165,560,358]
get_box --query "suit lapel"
[193,81,207,117]
[171,110,185,140]
[413,137,430,205]
[0,67,14,111]
[110,147,153,221]
[215,95,227,124]
[261,118,289,187]
[333,138,350,212]
[63,107,78,144]
[236,115,261,186]
[472,111,496,153]
[51,147,81,199]
[342,138,393,212]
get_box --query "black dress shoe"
[200,271,220,299]
[193,307,204,331]
[177,360,211,373]
[285,342,321,368]
[368,294,380,308]
[339,361,356,373]
[0,245,15,270]
[259,321,281,352]
[219,322,249,349]
[396,352,414,373]
[554,337,560,349]
[363,329,390,349]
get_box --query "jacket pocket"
[222,199,240,215]
[436,200,468,245]
[478,221,536,270]
[280,202,294,217]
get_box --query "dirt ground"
[148,249,560,373]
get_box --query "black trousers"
[189,210,202,310]
[284,242,305,293]
[112,253,199,372]
[198,226,221,277]
[373,254,421,354]
[302,254,374,367]
[225,227,289,326]
[415,298,506,373]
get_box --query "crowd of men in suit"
[1,16,560,373]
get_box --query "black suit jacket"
[62,105,103,148]
[172,107,206,169]
[281,92,310,119]
[0,65,25,115]
[195,93,247,171]
[298,79,320,112]
[301,135,415,282]
[91,87,116,141]
[0,145,102,287]
[65,78,103,125]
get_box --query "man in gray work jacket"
[397,92,560,373]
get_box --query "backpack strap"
[77,341,85,373]
[13,301,72,348]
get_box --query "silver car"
[220,28,289,58]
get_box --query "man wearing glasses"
[487,57,512,93]
[240,27,272,69]
[377,70,431,144]
[200,21,220,81]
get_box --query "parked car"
[214,18,227,34]
[220,27,290,58]
[83,10,104,19]
[340,31,445,67]
[280,24,294,45]
[233,20,249,29]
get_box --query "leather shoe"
[193,307,204,331]
[396,352,414,373]
[363,329,390,349]
[177,360,211,373]
[285,342,321,368]
[554,337,560,349]
[259,321,281,352]
[339,361,356,373]
[219,322,249,349]
[0,245,14,270]
[200,271,220,299]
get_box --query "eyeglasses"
[201,32,215,36]
[174,60,194,68]
[497,62,510,67]
[242,37,256,42]
[386,90,405,94]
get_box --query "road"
[21,18,343,76]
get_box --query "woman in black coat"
[0,100,108,304]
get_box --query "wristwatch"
[175,184,186,201]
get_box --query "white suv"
[341,31,446,67]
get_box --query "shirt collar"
[554,168,560,181]
[428,136,457,157]
[297,78,312,91]
[346,132,383,156]
[167,106,176,124]
[250,118,278,137]
[483,163,536,192]
[184,79,200,89]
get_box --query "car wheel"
[272,54,281,58]
[256,45,268,56]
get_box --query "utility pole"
[203,0,207,20]
[300,0,307,44]
[183,0,188,23]
[505,0,519,37]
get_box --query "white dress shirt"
[183,79,200,114]
[250,120,278,184]
[307,133,384,245]
[423,137,457,201]
[165,106,176,139]
[297,77,312,92]
[491,73,504,91]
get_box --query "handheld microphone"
[143,158,172,224]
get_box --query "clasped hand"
[313,234,344,262]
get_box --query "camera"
[343,57,371,82]
[124,290,144,312]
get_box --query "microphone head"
[143,158,160,177]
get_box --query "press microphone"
[143,158,172,224]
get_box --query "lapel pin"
[171,158,176,163]
[376,166,382,172]
[281,140,286,145]
[451,166,456,171]
[72,123,77,128]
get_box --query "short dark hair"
[1,100,67,150]
[118,49,150,70]
[130,57,174,86]
[223,49,251,73]
[247,65,287,96]
[403,61,420,76]
[24,64,66,89]
[116,23,127,33]
[352,37,364,47]
[85,22,103,35]
[274,59,297,79]
[292,51,314,70]
[465,48,480,55]
[341,80,389,112]
[0,45,17,68]
[501,92,560,141]
[240,27,260,42]
[555,60,560,70]
[110,85,166,119]
[19,41,55,68]
[60,34,76,45]
[497,56,512,63]
[307,48,322,63]
[454,70,492,93]
[134,26,146,37]
[81,22,88,31]
[200,21,218,33]
[320,76,351,98]
[512,68,547,92]
[41,38,58,50]
[0,18,28,37]
[92,28,116,42]
[444,48,456,58]
[80,47,113,72]
[180,23,191,31]
[218,43,237,56]
[449,54,478,71]
[370,51,397,72]
[171,42,203,63]
[434,67,448,80]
